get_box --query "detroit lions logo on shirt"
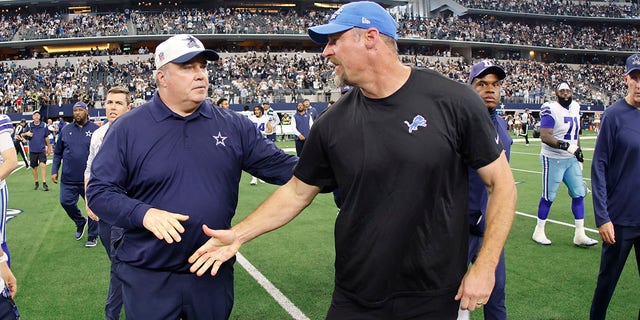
[213,131,227,146]
[404,115,427,133]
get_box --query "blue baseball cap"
[308,1,398,44]
[73,101,88,110]
[468,60,506,84]
[626,53,640,75]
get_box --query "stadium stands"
[0,1,634,121]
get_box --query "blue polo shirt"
[591,99,640,227]
[24,121,50,153]
[468,109,512,230]
[87,93,297,272]
[52,121,99,185]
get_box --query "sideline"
[237,253,310,320]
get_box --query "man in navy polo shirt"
[21,110,52,191]
[590,53,640,320]
[52,101,100,246]
[461,60,513,320]
[87,34,297,319]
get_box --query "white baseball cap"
[154,34,219,70]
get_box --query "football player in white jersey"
[0,114,19,319]
[248,105,273,185]
[533,82,598,247]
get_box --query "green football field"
[5,133,637,319]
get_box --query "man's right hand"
[188,225,241,277]
[558,140,570,150]
[142,208,189,244]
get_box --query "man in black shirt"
[189,2,516,319]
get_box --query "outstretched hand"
[188,225,241,277]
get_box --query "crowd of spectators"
[0,51,627,115]
[0,4,636,52]
[401,14,640,51]
[12,12,128,41]
[133,7,312,35]
[460,0,639,18]
[0,2,632,114]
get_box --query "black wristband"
[557,140,569,150]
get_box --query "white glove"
[579,161,584,171]
[567,144,579,155]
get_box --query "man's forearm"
[476,155,517,269]
[232,177,319,245]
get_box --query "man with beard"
[188,2,516,318]
[52,101,100,246]
[532,82,598,247]
[87,34,297,319]
[290,102,313,156]
[460,60,513,320]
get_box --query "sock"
[536,219,547,228]
[537,198,553,220]
[575,219,585,235]
[571,197,585,220]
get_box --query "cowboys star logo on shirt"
[213,131,227,146]
[86,131,93,137]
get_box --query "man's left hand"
[142,208,189,244]
[454,262,495,311]
[574,147,584,162]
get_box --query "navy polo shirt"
[24,121,50,153]
[87,93,297,272]
[52,121,99,184]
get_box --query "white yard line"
[516,211,598,233]
[236,253,310,320]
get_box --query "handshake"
[558,140,584,162]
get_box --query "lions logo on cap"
[329,7,344,21]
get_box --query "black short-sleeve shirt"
[294,68,502,306]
